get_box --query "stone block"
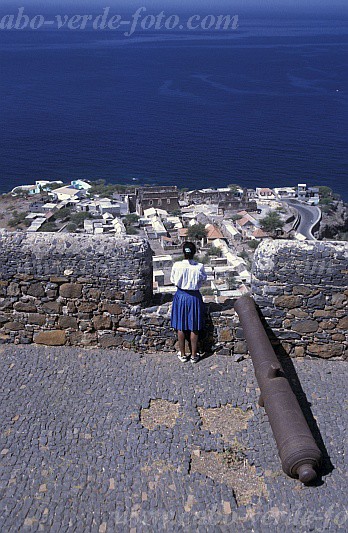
[147,316,165,326]
[58,316,78,330]
[0,299,13,311]
[78,302,98,313]
[218,328,234,342]
[307,293,326,308]
[234,340,248,354]
[34,330,66,346]
[102,303,123,315]
[331,333,345,341]
[124,290,144,304]
[41,301,62,314]
[294,346,305,357]
[93,315,112,330]
[59,283,83,298]
[338,316,348,330]
[118,317,141,329]
[274,295,302,309]
[7,282,21,296]
[14,301,37,313]
[3,321,24,331]
[290,309,309,318]
[27,283,45,297]
[292,286,312,296]
[0,314,8,324]
[292,320,319,334]
[27,314,47,326]
[98,333,123,348]
[50,276,69,283]
[85,288,101,300]
[104,289,124,300]
[313,310,332,318]
[14,274,34,281]
[69,332,97,346]
[307,343,344,358]
[331,293,347,308]
[320,320,336,330]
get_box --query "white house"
[256,188,276,200]
[273,187,296,198]
[49,186,85,202]
[71,180,92,191]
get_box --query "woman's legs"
[190,331,199,357]
[178,330,186,356]
[178,330,200,362]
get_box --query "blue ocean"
[0,9,347,199]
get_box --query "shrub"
[201,288,214,296]
[39,222,58,232]
[206,245,222,257]
[260,211,284,232]
[187,223,207,241]
[126,226,138,235]
[66,223,78,232]
[247,240,259,250]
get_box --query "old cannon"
[234,295,322,484]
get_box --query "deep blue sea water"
[0,13,347,199]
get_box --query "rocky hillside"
[318,200,348,240]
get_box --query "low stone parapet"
[0,232,347,360]
[252,240,347,359]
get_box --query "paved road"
[285,200,321,240]
[0,346,347,531]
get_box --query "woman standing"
[170,241,207,363]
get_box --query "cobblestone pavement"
[0,345,347,532]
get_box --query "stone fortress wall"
[0,231,347,360]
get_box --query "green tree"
[247,239,259,250]
[53,207,72,221]
[126,226,138,235]
[8,211,28,228]
[39,222,58,232]
[66,223,78,232]
[187,223,207,241]
[260,211,284,233]
[319,197,332,206]
[228,183,242,192]
[70,212,93,225]
[318,186,332,198]
[226,273,237,290]
[123,213,139,226]
[206,245,222,257]
[88,180,130,199]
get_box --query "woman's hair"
[183,241,196,260]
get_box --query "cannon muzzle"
[234,295,322,483]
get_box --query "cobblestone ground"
[0,345,347,532]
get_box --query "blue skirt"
[171,287,205,331]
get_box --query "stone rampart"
[252,240,347,359]
[0,232,347,360]
[0,231,152,348]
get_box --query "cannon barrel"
[234,295,322,483]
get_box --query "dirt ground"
[0,193,40,231]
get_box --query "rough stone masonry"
[0,230,347,359]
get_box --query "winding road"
[284,199,321,240]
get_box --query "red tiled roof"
[253,228,268,238]
[205,224,223,239]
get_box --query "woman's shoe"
[190,354,200,364]
[177,352,190,363]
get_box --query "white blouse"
[170,260,207,291]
